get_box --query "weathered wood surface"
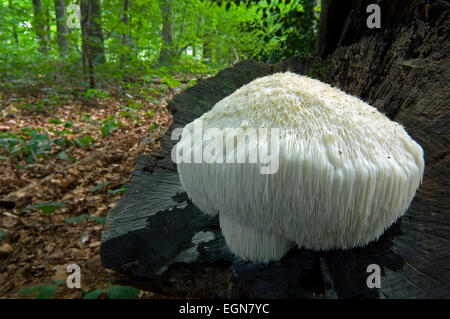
[319,2,450,298]
[101,3,450,298]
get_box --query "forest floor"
[0,78,198,298]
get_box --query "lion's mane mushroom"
[175,72,425,263]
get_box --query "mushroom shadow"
[317,218,405,299]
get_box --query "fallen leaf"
[53,265,68,282]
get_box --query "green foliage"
[0,0,321,92]
[107,285,140,299]
[84,89,110,99]
[150,123,159,132]
[100,116,120,136]
[108,185,128,194]
[238,0,320,62]
[145,110,155,118]
[0,129,52,163]
[23,202,68,214]
[90,181,111,193]
[82,285,141,299]
[18,280,65,299]
[64,214,106,225]
[49,118,63,125]
[0,123,83,163]
[19,281,140,299]
[64,121,74,128]
[74,135,94,147]
[83,289,104,299]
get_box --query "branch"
[104,20,123,39]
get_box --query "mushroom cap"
[175,72,424,263]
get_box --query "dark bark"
[192,15,201,58]
[282,0,450,297]
[202,40,212,62]
[120,0,129,70]
[80,0,106,66]
[31,0,48,54]
[80,0,106,88]
[201,12,214,62]
[174,1,188,56]
[54,0,68,57]
[44,1,51,46]
[158,0,174,64]
[9,0,19,45]
[316,0,419,58]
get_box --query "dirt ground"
[0,82,195,298]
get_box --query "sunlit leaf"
[75,135,94,147]
[83,289,104,299]
[90,181,110,193]
[108,185,128,194]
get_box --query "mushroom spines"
[175,72,424,263]
[219,213,296,263]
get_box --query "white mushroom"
[174,72,424,263]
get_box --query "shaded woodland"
[0,0,449,299]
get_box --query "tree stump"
[101,2,449,298]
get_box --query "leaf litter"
[0,81,198,298]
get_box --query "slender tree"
[158,0,174,64]
[54,0,68,57]
[120,0,130,70]
[9,0,19,45]
[31,0,48,54]
[80,0,106,65]
[80,0,106,88]
[202,7,213,63]
[202,31,213,62]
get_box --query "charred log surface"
[102,3,449,298]
[102,155,321,298]
[316,0,427,58]
[314,1,450,298]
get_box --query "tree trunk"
[192,14,201,58]
[120,0,129,70]
[54,0,68,57]
[9,0,19,45]
[202,15,214,63]
[80,0,106,66]
[80,0,106,88]
[158,0,174,64]
[202,39,212,62]
[203,40,212,62]
[31,0,48,54]
[315,0,419,58]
